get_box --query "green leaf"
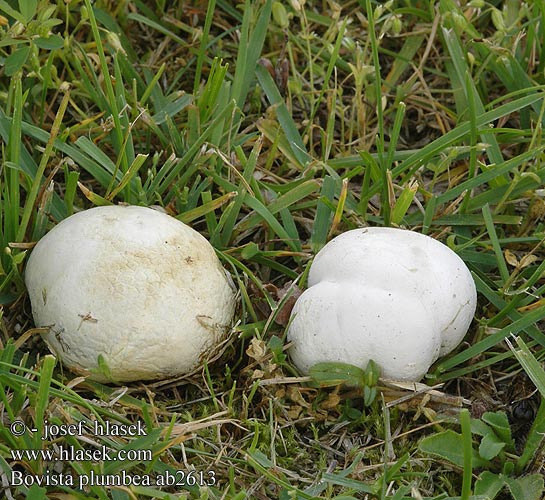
[391,179,418,224]
[471,418,493,437]
[10,249,26,265]
[478,432,505,461]
[151,93,192,125]
[504,474,544,500]
[419,430,489,468]
[178,191,237,225]
[0,0,25,22]
[106,153,148,200]
[474,471,504,498]
[311,175,336,252]
[74,136,122,182]
[93,354,113,382]
[364,359,380,386]
[18,0,37,23]
[268,335,284,357]
[77,182,113,206]
[0,37,25,49]
[25,484,47,500]
[320,472,375,494]
[517,398,545,473]
[309,362,365,388]
[272,1,289,28]
[481,411,513,449]
[363,386,376,407]
[4,45,30,76]
[247,449,274,468]
[241,242,260,260]
[34,35,64,50]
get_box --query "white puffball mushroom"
[25,205,237,383]
[287,227,477,382]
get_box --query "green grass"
[1,0,545,499]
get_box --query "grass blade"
[231,0,273,112]
[435,305,545,375]
[507,336,545,399]
[32,355,56,451]
[17,87,70,242]
[441,26,507,184]
[481,204,510,285]
[256,65,311,167]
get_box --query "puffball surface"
[25,205,236,383]
[287,227,477,381]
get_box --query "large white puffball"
[25,205,237,383]
[287,227,477,381]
